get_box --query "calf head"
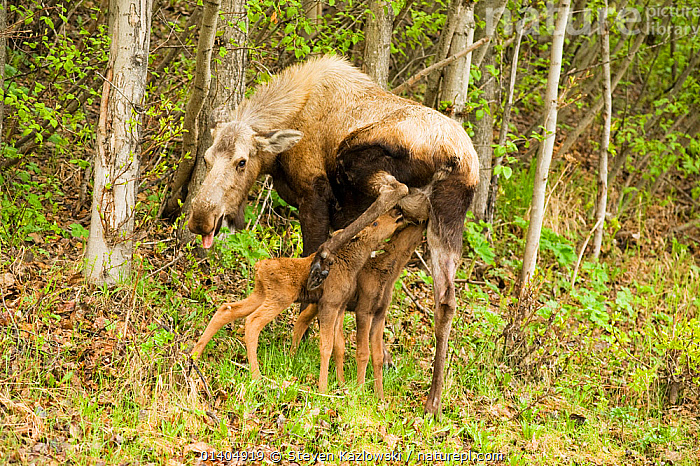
[356,208,405,247]
[188,119,303,248]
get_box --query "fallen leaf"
[0,272,15,287]
[383,433,400,449]
[184,442,214,454]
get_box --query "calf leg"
[354,297,373,388]
[308,171,408,289]
[332,310,346,385]
[369,314,387,401]
[291,303,318,351]
[244,299,292,379]
[316,309,337,393]
[191,293,264,359]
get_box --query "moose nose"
[188,210,217,236]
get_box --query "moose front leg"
[298,189,333,258]
[308,171,408,289]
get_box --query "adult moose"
[188,56,478,415]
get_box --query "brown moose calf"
[190,210,404,391]
[292,223,424,399]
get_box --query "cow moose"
[187,55,479,414]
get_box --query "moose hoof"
[307,255,330,290]
[382,346,395,371]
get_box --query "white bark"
[423,0,466,107]
[441,3,474,119]
[364,0,394,88]
[519,0,571,292]
[85,0,152,285]
[592,1,611,260]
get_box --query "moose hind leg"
[244,299,291,380]
[424,237,459,415]
[291,304,318,351]
[423,183,473,416]
[191,293,264,359]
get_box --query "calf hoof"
[307,254,330,290]
[423,397,442,418]
[382,347,396,371]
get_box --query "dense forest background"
[1,0,699,464]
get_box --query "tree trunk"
[440,2,474,117]
[302,0,322,38]
[363,0,394,88]
[471,49,496,219]
[177,0,249,245]
[485,17,524,226]
[471,0,507,69]
[423,0,466,108]
[519,0,571,293]
[591,1,611,260]
[162,0,222,219]
[85,0,152,285]
[462,0,507,218]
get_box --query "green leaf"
[69,223,89,239]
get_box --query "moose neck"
[233,72,312,134]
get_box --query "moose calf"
[292,223,424,399]
[190,210,405,391]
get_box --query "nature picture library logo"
[484,4,700,37]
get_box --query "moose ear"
[255,129,303,154]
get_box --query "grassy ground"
[1,167,699,465]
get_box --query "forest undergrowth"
[2,0,700,464]
[1,152,699,465]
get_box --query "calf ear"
[256,129,303,154]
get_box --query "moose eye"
[372,221,378,227]
[237,159,247,169]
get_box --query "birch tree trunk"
[162,0,222,219]
[591,2,612,260]
[85,0,152,285]
[302,0,322,38]
[364,0,394,88]
[519,0,571,293]
[485,18,525,227]
[178,0,249,245]
[440,2,474,118]
[423,0,466,107]
[467,0,507,219]
[471,50,496,219]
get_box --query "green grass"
[2,169,700,465]
[2,241,699,465]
